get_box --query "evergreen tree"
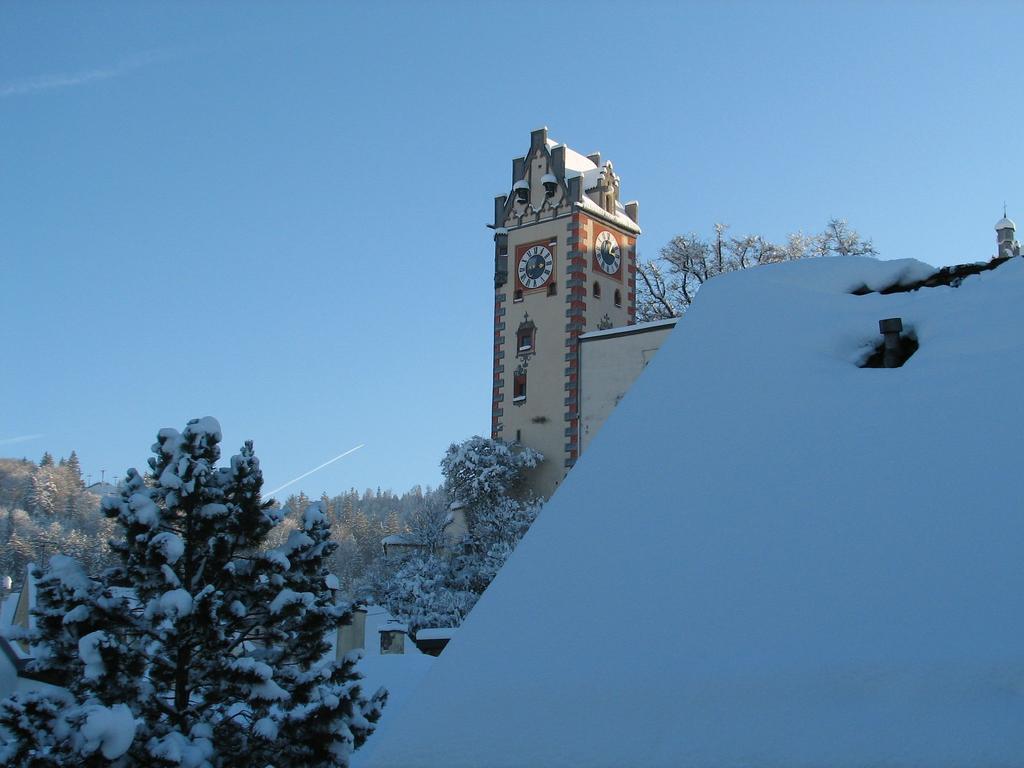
[440,435,541,526]
[0,417,384,767]
[377,438,542,633]
[28,468,59,516]
[39,452,54,468]
[65,451,85,491]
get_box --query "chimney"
[625,201,639,225]
[379,621,408,655]
[879,318,904,368]
[337,605,368,658]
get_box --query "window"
[614,288,622,307]
[593,281,601,299]
[547,282,557,296]
[515,429,522,442]
[516,318,536,356]
[513,372,527,403]
[513,289,523,302]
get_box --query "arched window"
[592,281,601,299]
[513,371,527,403]
[517,319,536,355]
[614,289,622,307]
[547,282,557,296]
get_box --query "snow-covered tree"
[440,436,541,526]
[28,468,59,516]
[377,554,476,633]
[636,218,877,320]
[375,437,542,633]
[451,496,541,595]
[0,417,384,767]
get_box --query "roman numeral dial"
[595,231,621,275]
[517,245,554,289]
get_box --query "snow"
[378,621,407,634]
[575,195,641,234]
[78,631,108,680]
[150,531,185,565]
[554,144,597,177]
[128,492,160,528]
[62,605,91,625]
[368,256,1024,767]
[381,533,417,546]
[578,316,678,341]
[268,588,314,614]
[325,573,341,590]
[80,703,136,759]
[158,588,193,618]
[512,179,529,190]
[995,216,1015,230]
[262,549,291,570]
[147,728,214,767]
[254,716,279,740]
[186,416,222,442]
[413,627,455,641]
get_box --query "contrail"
[0,434,43,447]
[264,444,364,497]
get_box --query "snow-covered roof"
[381,533,419,547]
[996,216,1016,230]
[578,317,678,342]
[575,196,641,234]
[86,482,118,497]
[413,627,456,641]
[367,255,1024,767]
[512,179,529,191]
[546,140,597,179]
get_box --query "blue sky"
[3,1,1022,498]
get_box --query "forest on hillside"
[0,434,541,640]
[0,451,444,596]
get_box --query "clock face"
[518,245,554,289]
[595,231,621,275]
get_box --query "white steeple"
[996,205,1020,258]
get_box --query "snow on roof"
[378,621,408,634]
[579,317,678,341]
[413,627,456,641]
[86,482,118,497]
[367,256,1024,767]
[575,196,641,234]
[381,533,418,547]
[996,216,1016,230]
[547,141,597,178]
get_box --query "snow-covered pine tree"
[376,437,542,633]
[0,417,384,767]
[28,467,59,516]
[439,436,541,528]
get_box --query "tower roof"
[996,216,1016,231]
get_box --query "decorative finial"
[1004,202,1007,218]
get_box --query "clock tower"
[490,127,641,499]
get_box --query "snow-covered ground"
[367,256,1024,767]
[341,605,435,768]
